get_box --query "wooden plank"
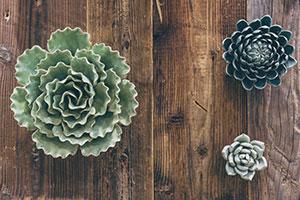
[247,0,300,199]
[0,0,87,199]
[153,0,248,199]
[87,0,153,200]
[0,1,29,199]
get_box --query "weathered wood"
[1,0,153,199]
[153,0,248,199]
[0,0,88,199]
[87,0,153,199]
[247,0,300,199]
[1,0,300,199]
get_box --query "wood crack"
[194,100,207,112]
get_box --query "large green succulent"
[10,28,138,158]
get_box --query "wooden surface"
[0,0,299,199]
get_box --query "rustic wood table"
[0,0,299,199]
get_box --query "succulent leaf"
[260,15,272,27]
[105,69,122,113]
[10,87,35,130]
[91,112,119,138]
[93,82,110,115]
[236,19,248,31]
[32,130,78,159]
[40,62,71,90]
[118,80,139,126]
[81,125,122,156]
[25,70,46,105]
[47,27,91,55]
[52,125,92,146]
[92,43,130,78]
[70,56,99,85]
[75,49,107,80]
[37,50,72,70]
[15,46,47,86]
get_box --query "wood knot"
[210,49,218,60]
[154,167,174,195]
[119,148,129,162]
[0,45,11,64]
[214,193,234,200]
[4,10,10,22]
[153,25,170,42]
[122,40,130,50]
[32,146,40,162]
[35,0,42,7]
[196,144,208,158]
[168,112,184,125]
[0,185,12,200]
[112,20,117,29]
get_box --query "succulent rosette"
[222,15,297,90]
[222,133,267,181]
[10,28,138,158]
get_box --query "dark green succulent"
[10,27,138,158]
[222,15,297,90]
[222,133,267,181]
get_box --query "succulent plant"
[222,15,297,90]
[222,133,267,181]
[10,27,138,158]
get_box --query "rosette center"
[245,40,273,65]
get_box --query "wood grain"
[1,0,300,199]
[0,0,153,199]
[86,0,153,199]
[153,0,248,199]
[0,0,88,199]
[247,0,300,199]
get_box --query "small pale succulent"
[222,15,297,90]
[222,133,267,181]
[10,27,138,158]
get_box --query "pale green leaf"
[31,93,62,125]
[118,80,139,125]
[10,87,35,130]
[93,82,110,115]
[52,125,92,146]
[25,69,45,105]
[92,43,130,78]
[105,69,121,113]
[75,49,107,80]
[62,118,95,138]
[91,112,119,138]
[62,107,96,129]
[70,56,99,85]
[39,62,70,90]
[37,49,72,70]
[15,45,46,85]
[81,125,122,156]
[32,130,78,159]
[47,27,91,55]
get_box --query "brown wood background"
[0,0,299,199]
